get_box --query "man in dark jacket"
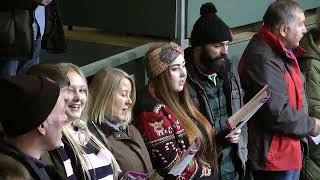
[185,2,247,180]
[238,1,320,179]
[0,0,66,75]
[0,75,68,180]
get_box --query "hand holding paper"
[168,138,201,177]
[309,118,320,144]
[225,85,270,138]
[225,129,241,143]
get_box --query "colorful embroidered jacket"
[238,26,316,171]
[134,90,218,180]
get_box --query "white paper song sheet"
[168,137,201,176]
[310,135,320,145]
[225,85,270,138]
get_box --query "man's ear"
[193,46,203,59]
[37,122,47,136]
[279,24,288,37]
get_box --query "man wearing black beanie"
[0,75,68,180]
[185,2,247,180]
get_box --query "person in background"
[299,28,320,180]
[0,0,66,75]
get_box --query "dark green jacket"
[299,31,320,180]
[299,31,320,119]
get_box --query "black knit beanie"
[0,75,60,136]
[191,2,232,47]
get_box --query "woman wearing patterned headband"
[134,42,219,179]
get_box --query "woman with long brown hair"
[134,42,219,179]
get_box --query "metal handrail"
[80,43,153,77]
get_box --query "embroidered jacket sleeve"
[134,105,201,179]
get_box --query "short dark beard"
[200,46,229,77]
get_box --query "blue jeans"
[0,37,41,76]
[253,170,300,180]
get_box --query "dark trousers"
[253,170,300,180]
[0,37,41,76]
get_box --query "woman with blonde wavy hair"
[85,68,160,179]
[134,42,219,179]
[27,63,121,180]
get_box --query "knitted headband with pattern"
[145,42,184,78]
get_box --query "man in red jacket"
[238,0,320,179]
